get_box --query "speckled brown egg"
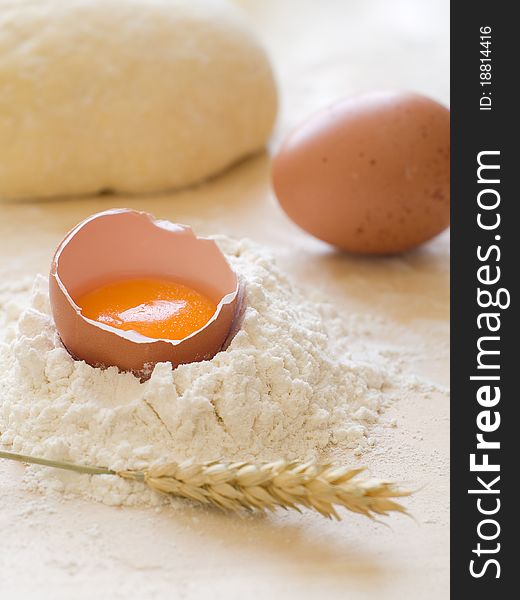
[272,91,450,254]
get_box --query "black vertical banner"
[451,2,516,597]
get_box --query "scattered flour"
[0,237,405,507]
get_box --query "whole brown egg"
[272,91,450,254]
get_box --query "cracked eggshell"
[272,91,450,255]
[49,209,241,378]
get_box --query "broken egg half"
[49,209,243,378]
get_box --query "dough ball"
[0,0,277,199]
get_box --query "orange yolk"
[76,278,216,340]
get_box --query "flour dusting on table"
[1,237,401,507]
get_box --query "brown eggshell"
[272,91,450,254]
[49,209,241,377]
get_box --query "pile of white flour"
[0,237,395,507]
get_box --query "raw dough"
[0,0,277,199]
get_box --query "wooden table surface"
[0,1,450,598]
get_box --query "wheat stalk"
[0,450,409,520]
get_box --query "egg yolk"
[76,278,216,340]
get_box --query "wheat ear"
[0,450,409,520]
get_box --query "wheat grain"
[121,459,410,519]
[0,450,409,520]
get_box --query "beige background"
[0,1,450,598]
